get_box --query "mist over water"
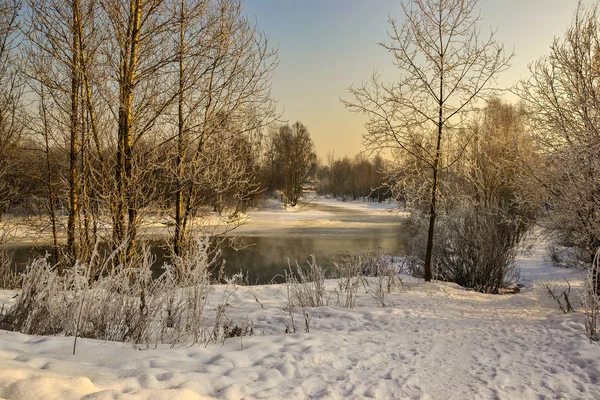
[6,202,410,285]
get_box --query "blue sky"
[243,0,584,160]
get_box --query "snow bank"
[236,196,406,235]
[311,196,402,215]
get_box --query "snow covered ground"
[1,199,599,399]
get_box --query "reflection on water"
[222,230,409,284]
[5,204,410,285]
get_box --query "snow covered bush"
[0,237,217,347]
[284,254,326,309]
[547,243,590,268]
[0,255,65,334]
[435,206,522,294]
[332,252,368,308]
[70,239,217,346]
[160,237,214,346]
[0,248,165,344]
[583,249,600,342]
[331,249,401,308]
[68,248,162,345]
[365,251,400,307]
[359,248,393,277]
[406,205,524,294]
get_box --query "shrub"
[583,249,600,342]
[0,250,20,290]
[0,237,217,348]
[363,249,400,307]
[436,206,522,294]
[284,254,325,309]
[331,251,368,308]
[160,237,214,346]
[0,256,64,334]
[406,204,526,294]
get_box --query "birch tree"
[343,0,512,281]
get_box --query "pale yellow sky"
[245,0,584,160]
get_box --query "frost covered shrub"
[0,249,164,343]
[332,251,369,308]
[0,237,217,347]
[363,249,400,307]
[70,239,216,346]
[332,249,400,308]
[547,242,591,269]
[0,250,20,290]
[407,205,525,294]
[436,206,522,294]
[159,237,214,346]
[70,251,160,344]
[0,256,66,334]
[284,254,326,309]
[583,249,600,342]
[359,248,393,277]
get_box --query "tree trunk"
[424,34,445,283]
[174,0,186,257]
[67,0,81,266]
[114,0,141,265]
[41,86,61,273]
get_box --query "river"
[4,200,411,284]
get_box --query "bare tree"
[517,1,600,264]
[170,0,211,257]
[0,0,24,243]
[167,0,277,255]
[96,0,174,264]
[23,0,94,265]
[271,122,317,207]
[38,85,61,267]
[343,0,512,281]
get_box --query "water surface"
[5,202,410,284]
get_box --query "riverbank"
[0,196,404,245]
[0,240,599,399]
[229,196,405,235]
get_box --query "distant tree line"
[316,154,392,202]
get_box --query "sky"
[243,0,586,160]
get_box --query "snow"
[309,196,400,214]
[235,196,404,235]
[1,199,600,399]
